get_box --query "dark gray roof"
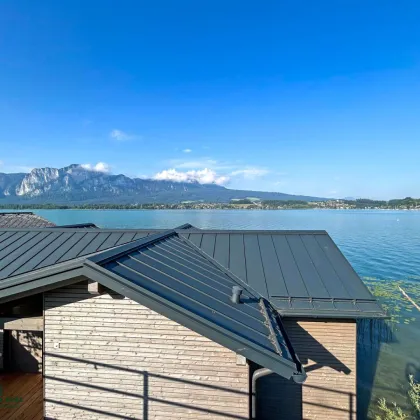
[180,230,384,318]
[54,223,98,228]
[0,212,56,228]
[0,229,159,280]
[0,226,385,319]
[83,231,306,381]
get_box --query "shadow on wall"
[5,330,42,373]
[44,352,249,420]
[253,321,354,420]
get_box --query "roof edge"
[178,229,329,234]
[82,260,304,381]
[279,310,389,319]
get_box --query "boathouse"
[0,221,385,419]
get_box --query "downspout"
[251,367,272,419]
[251,367,307,419]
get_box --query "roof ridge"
[87,230,177,265]
[177,229,329,234]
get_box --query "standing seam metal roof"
[84,230,306,381]
[0,229,159,280]
[0,226,385,318]
[180,230,383,317]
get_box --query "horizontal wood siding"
[257,319,356,420]
[44,282,249,419]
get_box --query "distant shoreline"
[1,204,419,211]
[1,197,419,211]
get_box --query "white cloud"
[81,162,111,173]
[171,158,219,170]
[183,149,192,153]
[110,129,134,141]
[230,168,269,179]
[153,168,229,186]
[153,155,270,187]
[4,165,35,173]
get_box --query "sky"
[0,1,419,199]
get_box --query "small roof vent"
[231,286,243,304]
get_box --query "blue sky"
[0,1,419,199]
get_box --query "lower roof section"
[181,230,385,318]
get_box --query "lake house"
[0,220,386,419]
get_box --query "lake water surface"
[24,209,420,417]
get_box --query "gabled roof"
[84,231,306,382]
[0,228,306,381]
[0,212,55,228]
[180,230,384,318]
[0,225,385,319]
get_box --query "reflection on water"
[359,280,420,418]
[23,209,420,418]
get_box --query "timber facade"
[44,283,249,419]
[0,218,385,419]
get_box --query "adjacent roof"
[0,212,56,228]
[53,222,98,228]
[83,231,306,382]
[0,226,385,319]
[180,230,384,318]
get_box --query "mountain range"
[0,164,326,204]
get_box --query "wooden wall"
[10,330,42,372]
[0,330,3,369]
[257,319,357,420]
[44,282,250,419]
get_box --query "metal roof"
[53,223,98,228]
[180,230,384,318]
[0,229,158,280]
[0,225,385,319]
[0,224,195,281]
[0,212,56,228]
[83,231,306,382]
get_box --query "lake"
[16,209,420,417]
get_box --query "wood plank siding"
[257,319,356,420]
[44,282,249,420]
